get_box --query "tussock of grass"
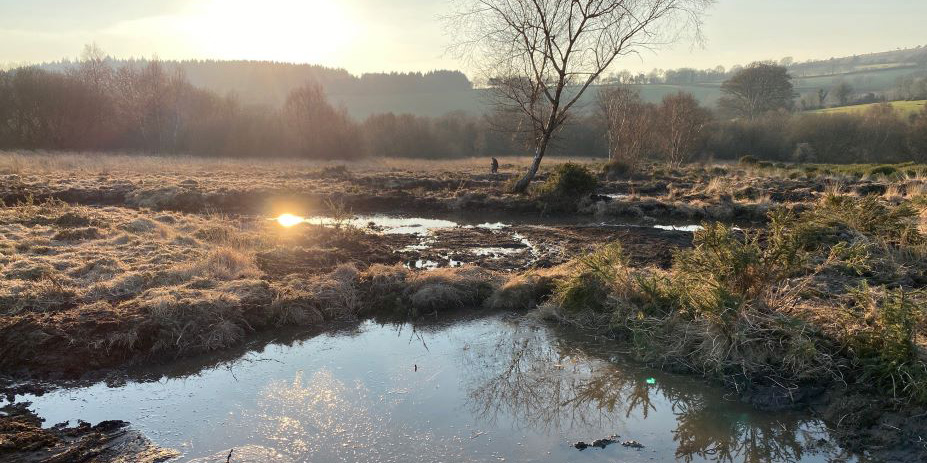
[406,265,498,315]
[182,247,262,281]
[485,270,561,311]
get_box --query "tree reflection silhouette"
[461,321,859,463]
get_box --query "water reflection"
[462,321,859,463]
[12,316,860,463]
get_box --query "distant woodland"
[1,45,926,163]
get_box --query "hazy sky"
[1,0,925,74]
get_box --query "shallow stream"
[13,315,857,463]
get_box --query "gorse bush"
[848,285,927,403]
[672,219,810,324]
[553,242,627,314]
[534,162,599,199]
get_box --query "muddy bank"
[0,402,176,463]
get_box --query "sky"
[1,0,925,75]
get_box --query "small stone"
[574,441,589,450]
[622,440,644,449]
[591,438,615,449]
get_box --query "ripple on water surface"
[16,317,859,463]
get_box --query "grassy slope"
[811,100,927,117]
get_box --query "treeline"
[3,53,926,164]
[600,87,927,167]
[0,56,602,158]
[708,105,927,163]
[37,58,473,107]
[0,59,356,158]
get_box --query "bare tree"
[656,92,709,167]
[816,88,829,108]
[831,80,854,106]
[718,63,794,119]
[448,0,712,192]
[598,85,654,170]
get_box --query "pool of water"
[13,315,857,463]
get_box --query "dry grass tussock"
[0,200,305,369]
[0,199,558,373]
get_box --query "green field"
[793,65,924,94]
[810,100,926,117]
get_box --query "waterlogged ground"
[285,213,701,271]
[10,315,858,463]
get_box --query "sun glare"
[191,0,359,64]
[277,213,305,227]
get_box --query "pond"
[12,315,858,463]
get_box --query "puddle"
[652,224,704,232]
[11,316,858,463]
[308,215,460,235]
[470,247,524,257]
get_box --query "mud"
[0,402,177,463]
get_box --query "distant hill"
[29,44,927,118]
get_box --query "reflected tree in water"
[461,322,859,463]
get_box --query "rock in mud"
[573,435,619,451]
[591,437,617,448]
[0,402,178,462]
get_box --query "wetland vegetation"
[1,153,926,462]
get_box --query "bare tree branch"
[446,0,713,192]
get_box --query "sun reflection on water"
[276,214,305,227]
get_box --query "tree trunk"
[512,133,551,193]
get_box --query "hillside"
[811,99,927,117]
[27,45,927,118]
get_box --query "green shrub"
[673,222,800,323]
[553,243,626,314]
[535,162,598,199]
[849,286,927,403]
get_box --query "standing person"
[491,157,499,174]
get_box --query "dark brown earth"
[0,403,177,463]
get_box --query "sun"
[190,0,359,64]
